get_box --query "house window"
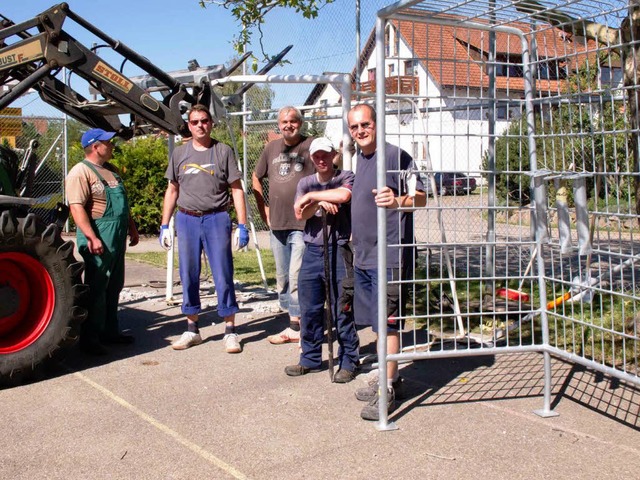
[385,26,397,57]
[496,106,508,120]
[368,68,376,82]
[538,60,568,80]
[388,63,395,76]
[411,141,421,160]
[317,99,328,116]
[599,66,623,89]
[495,55,524,77]
[404,60,418,76]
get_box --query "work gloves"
[160,223,249,251]
[159,224,172,250]
[234,223,249,250]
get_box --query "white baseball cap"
[309,137,335,157]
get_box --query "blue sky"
[2,1,241,76]
[3,0,390,114]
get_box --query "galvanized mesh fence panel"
[375,0,640,421]
[1,92,66,224]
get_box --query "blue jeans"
[298,244,360,371]
[176,210,239,318]
[270,229,304,318]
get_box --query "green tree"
[110,135,169,234]
[201,0,334,59]
[486,60,628,207]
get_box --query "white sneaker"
[172,331,203,350]
[223,333,242,354]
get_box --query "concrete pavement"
[1,243,639,479]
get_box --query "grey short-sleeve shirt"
[166,140,241,211]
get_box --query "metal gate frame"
[373,0,640,430]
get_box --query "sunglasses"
[189,118,211,126]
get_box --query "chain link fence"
[1,94,67,225]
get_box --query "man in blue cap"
[66,128,139,355]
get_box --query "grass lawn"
[126,249,276,289]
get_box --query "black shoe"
[355,377,405,402]
[101,333,135,345]
[360,387,397,421]
[79,340,109,356]
[284,364,321,377]
[333,367,359,384]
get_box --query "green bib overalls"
[76,160,130,342]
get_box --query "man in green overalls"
[66,128,139,355]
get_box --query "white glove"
[159,225,172,250]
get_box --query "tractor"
[0,3,283,383]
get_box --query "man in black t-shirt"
[348,104,426,421]
[252,106,315,345]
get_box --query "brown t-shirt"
[254,136,315,230]
[66,161,119,219]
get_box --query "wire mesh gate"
[372,0,640,429]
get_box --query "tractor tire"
[0,209,88,385]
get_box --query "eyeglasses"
[189,118,211,126]
[348,121,374,133]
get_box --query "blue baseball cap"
[81,128,116,148]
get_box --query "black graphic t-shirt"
[254,136,315,230]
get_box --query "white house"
[305,16,609,175]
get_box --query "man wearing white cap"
[66,128,139,355]
[284,137,360,383]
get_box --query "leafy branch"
[200,0,334,60]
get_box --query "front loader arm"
[0,3,291,139]
[0,3,200,137]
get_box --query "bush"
[482,116,532,206]
[110,136,169,234]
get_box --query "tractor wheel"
[0,209,88,384]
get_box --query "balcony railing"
[356,76,419,95]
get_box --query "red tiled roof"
[305,15,604,104]
[394,18,599,93]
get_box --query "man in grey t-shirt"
[160,104,249,354]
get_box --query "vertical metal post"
[63,67,70,233]
[240,42,270,290]
[520,31,559,418]
[485,3,497,281]
[165,135,176,304]
[374,15,397,432]
[342,76,353,171]
[355,0,361,95]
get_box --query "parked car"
[418,173,434,196]
[418,172,477,196]
[434,172,477,195]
